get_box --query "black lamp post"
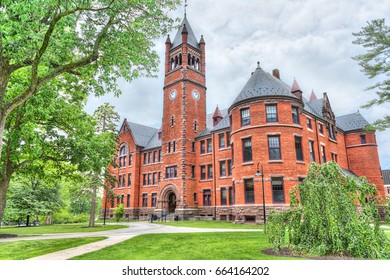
[103,194,108,225]
[255,162,266,224]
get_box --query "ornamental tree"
[267,162,389,259]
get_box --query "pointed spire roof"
[213,105,223,118]
[291,79,302,93]
[171,17,199,49]
[310,90,317,101]
[230,64,300,108]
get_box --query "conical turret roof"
[171,17,199,50]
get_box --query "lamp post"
[103,194,108,226]
[255,162,266,224]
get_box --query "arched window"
[170,58,174,70]
[174,56,178,68]
[196,58,200,70]
[119,144,128,168]
[192,57,195,67]
[188,54,192,66]
[179,54,182,65]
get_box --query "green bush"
[114,204,124,222]
[266,162,390,259]
[53,210,89,224]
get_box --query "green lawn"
[0,223,127,235]
[155,220,264,230]
[0,237,106,260]
[71,231,298,260]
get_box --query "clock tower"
[159,15,206,218]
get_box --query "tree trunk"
[89,185,97,227]
[0,138,14,225]
[26,215,30,227]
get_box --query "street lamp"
[255,162,266,224]
[103,194,108,225]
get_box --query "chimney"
[272,69,280,79]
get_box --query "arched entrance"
[168,193,176,213]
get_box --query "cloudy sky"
[86,0,390,169]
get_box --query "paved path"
[0,222,262,260]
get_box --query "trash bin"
[174,215,179,221]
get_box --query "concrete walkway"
[0,222,262,260]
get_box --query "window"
[148,152,152,164]
[165,166,177,179]
[207,164,213,179]
[360,134,366,144]
[126,194,130,207]
[292,106,300,124]
[170,115,174,126]
[266,104,278,122]
[168,142,171,153]
[193,193,198,203]
[203,190,211,206]
[295,136,303,161]
[200,165,206,180]
[153,151,158,163]
[242,138,252,162]
[121,195,124,204]
[152,193,157,207]
[241,108,250,126]
[147,173,152,185]
[321,145,326,163]
[192,141,195,152]
[309,140,315,162]
[226,132,231,147]
[244,179,254,204]
[328,124,336,140]
[127,173,132,187]
[119,145,128,167]
[331,152,338,163]
[228,186,234,205]
[153,172,157,185]
[191,165,195,178]
[111,198,114,208]
[200,141,205,154]
[227,160,232,176]
[143,153,147,164]
[118,175,125,188]
[318,123,324,135]
[172,141,176,152]
[142,194,148,207]
[219,133,225,148]
[194,120,198,131]
[221,188,227,205]
[220,161,226,177]
[129,154,133,166]
[207,139,212,153]
[268,136,281,160]
[307,118,312,129]
[159,150,162,162]
[272,177,285,203]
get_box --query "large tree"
[0,0,179,156]
[353,18,390,130]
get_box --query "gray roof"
[127,121,158,148]
[231,65,299,108]
[196,127,211,138]
[144,130,162,150]
[306,98,324,117]
[172,17,199,50]
[196,108,230,138]
[383,170,390,185]
[303,97,323,118]
[341,168,358,178]
[211,115,230,132]
[335,112,369,132]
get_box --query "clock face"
[192,90,200,100]
[169,90,177,100]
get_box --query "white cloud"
[86,0,390,168]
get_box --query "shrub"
[114,204,124,223]
[266,162,390,259]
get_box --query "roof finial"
[184,0,188,18]
[257,61,260,69]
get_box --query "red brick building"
[102,16,386,223]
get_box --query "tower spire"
[184,0,188,18]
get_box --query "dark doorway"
[168,193,176,213]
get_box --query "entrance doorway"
[168,193,176,213]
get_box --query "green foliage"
[113,204,124,222]
[266,162,390,259]
[52,210,89,224]
[353,18,390,130]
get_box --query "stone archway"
[168,192,176,213]
[158,184,180,214]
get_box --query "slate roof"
[341,168,358,178]
[127,121,158,148]
[172,17,200,50]
[231,65,299,108]
[335,112,369,132]
[382,170,390,185]
[143,130,162,150]
[211,115,230,132]
[306,98,324,117]
[303,97,322,118]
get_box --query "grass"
[155,220,264,230]
[0,237,106,260]
[71,231,298,260]
[0,223,127,235]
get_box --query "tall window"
[127,173,132,187]
[226,132,231,147]
[242,138,252,162]
[220,161,226,177]
[318,123,324,135]
[147,173,152,185]
[159,150,162,162]
[126,194,130,207]
[309,140,315,162]
[151,193,157,207]
[142,194,148,207]
[207,139,212,153]
[200,140,205,154]
[272,177,285,203]
[148,152,152,164]
[119,145,128,167]
[129,154,132,166]
[221,188,227,205]
[295,136,303,161]
[307,118,312,129]
[143,174,147,186]
[200,165,206,180]
[244,179,254,204]
[192,141,196,152]
[266,104,278,122]
[321,145,326,163]
[153,172,157,185]
[194,120,198,131]
[218,133,225,148]
[292,106,300,124]
[228,186,234,205]
[227,159,232,176]
[143,153,147,164]
[165,166,177,178]
[191,165,195,178]
[268,136,281,160]
[203,189,211,206]
[360,134,366,144]
[193,193,198,203]
[241,108,250,126]
[207,164,213,179]
[153,151,158,163]
[172,141,176,152]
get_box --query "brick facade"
[101,17,386,223]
